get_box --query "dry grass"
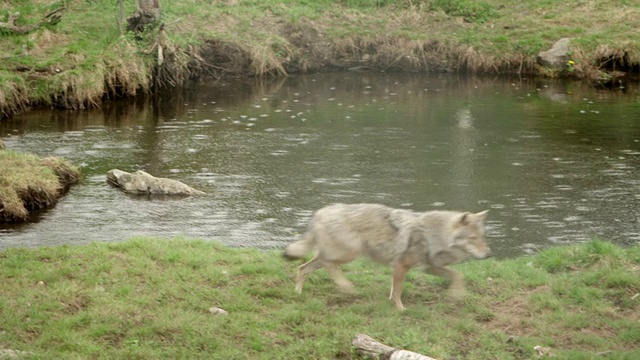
[104,41,152,97]
[0,75,29,117]
[25,29,69,59]
[166,0,639,78]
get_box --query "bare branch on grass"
[0,8,64,35]
[352,334,439,360]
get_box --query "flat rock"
[107,169,205,196]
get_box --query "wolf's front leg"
[425,266,466,300]
[391,263,410,310]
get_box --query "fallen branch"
[352,334,439,360]
[0,8,64,35]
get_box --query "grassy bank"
[0,147,80,222]
[0,238,638,359]
[1,0,639,118]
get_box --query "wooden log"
[352,334,439,360]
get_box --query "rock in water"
[106,169,205,196]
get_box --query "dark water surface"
[1,73,639,258]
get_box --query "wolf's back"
[284,203,395,260]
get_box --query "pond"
[1,73,639,258]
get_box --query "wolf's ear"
[458,212,470,225]
[475,210,489,221]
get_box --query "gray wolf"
[284,203,490,310]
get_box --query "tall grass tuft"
[535,239,625,273]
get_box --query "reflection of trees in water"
[152,77,289,119]
[3,73,637,176]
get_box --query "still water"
[1,73,639,257]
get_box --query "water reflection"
[1,73,639,257]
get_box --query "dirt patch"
[63,293,92,314]
[483,288,543,338]
[282,22,335,72]
[199,40,253,78]
[481,285,638,351]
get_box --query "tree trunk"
[117,0,124,35]
[126,0,161,34]
[351,334,439,360]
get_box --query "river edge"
[0,141,80,222]
[1,1,639,120]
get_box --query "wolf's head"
[453,210,490,259]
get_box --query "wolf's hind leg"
[295,256,325,294]
[425,266,466,300]
[325,264,356,293]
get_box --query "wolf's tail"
[283,230,315,260]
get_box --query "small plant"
[566,59,576,73]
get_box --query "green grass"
[0,238,638,359]
[0,0,149,112]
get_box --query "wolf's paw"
[393,302,406,311]
[448,287,466,301]
[338,283,357,294]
